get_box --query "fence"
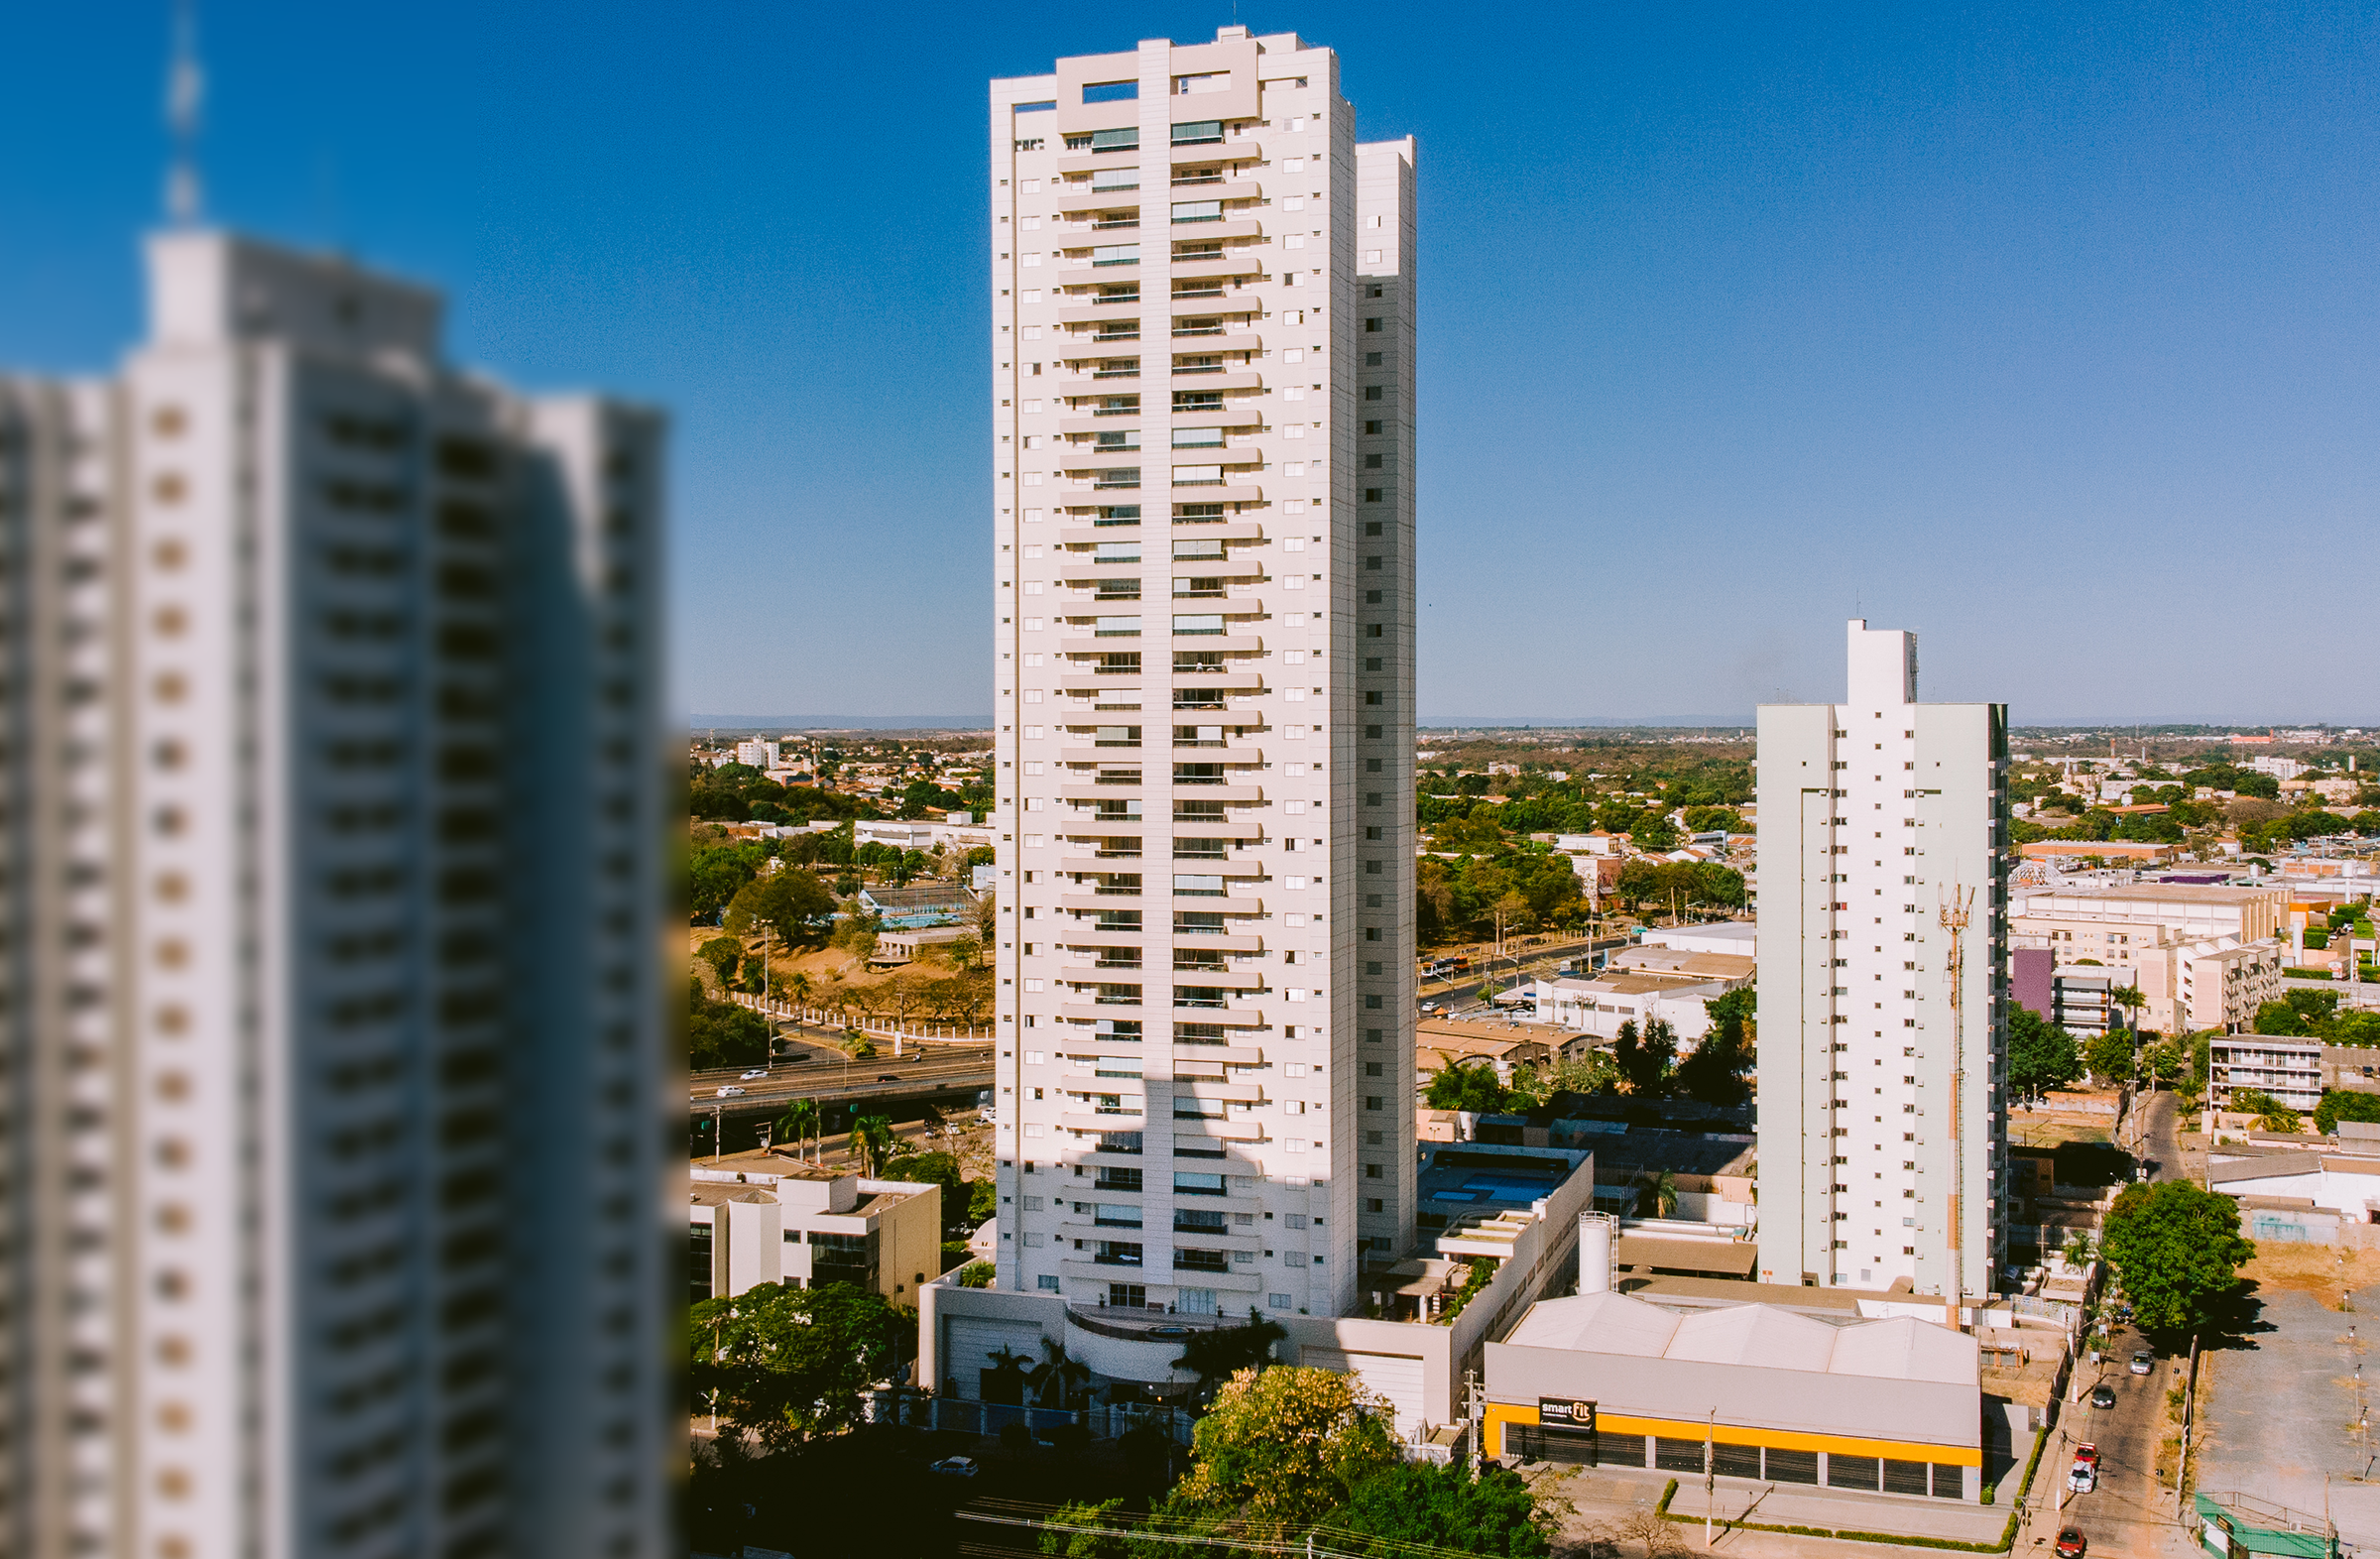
[860,1391,1197,1446]
[729,991,994,1043]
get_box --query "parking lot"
[2196,1278,2380,1553]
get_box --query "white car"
[1419,1002,1442,1015]
[2067,1464,2095,1495]
[929,1456,979,1479]
[714,1085,746,1099]
[739,1068,768,1081]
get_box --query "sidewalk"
[1549,1462,2011,1550]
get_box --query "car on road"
[2072,1443,2099,1469]
[2090,1383,2116,1409]
[1419,1002,1442,1015]
[928,1456,979,1479]
[740,1068,768,1080]
[2056,1528,2086,1558]
[2067,1464,2096,1494]
[877,1073,899,1082]
[2129,1351,2153,1376]
[715,1086,747,1098]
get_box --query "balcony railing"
[1092,479,1141,490]
[1092,219,1140,231]
[1173,1252,1230,1272]
[1095,771,1142,783]
[1093,887,1141,898]
[1173,364,1225,376]
[1093,405,1139,416]
[1091,292,1141,305]
[1092,367,1140,378]
[1095,956,1143,969]
[1171,174,1223,186]
[1171,286,1225,300]
[1095,1252,1144,1265]
[1173,325,1225,337]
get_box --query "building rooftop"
[1606,948,1758,982]
[1505,1289,1977,1385]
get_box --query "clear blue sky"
[4,3,2373,724]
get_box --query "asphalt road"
[688,1047,993,1110]
[2137,1090,2183,1182]
[2053,1330,2174,1559]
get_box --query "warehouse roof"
[1505,1290,1975,1385]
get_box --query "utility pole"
[1940,885,1974,1329]
[1705,1405,1717,1547]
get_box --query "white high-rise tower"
[1755,621,2009,1300]
[977,27,1417,1323]
[0,230,674,1558]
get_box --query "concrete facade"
[1755,621,2011,1299]
[983,29,1418,1324]
[689,1160,944,1306]
[0,232,673,1558]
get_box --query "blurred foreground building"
[0,231,672,1558]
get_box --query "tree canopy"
[2007,1005,2082,1098]
[2099,1179,2255,1338]
[1613,1019,1678,1096]
[724,868,836,947]
[1164,1367,1402,1527]
[1674,988,1753,1105]
[1333,1462,1555,1558]
[687,977,771,1070]
[2316,1089,2380,1136]
[687,1280,913,1448]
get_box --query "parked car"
[2090,1383,2116,1409]
[928,1456,979,1479]
[2067,1464,2095,1494]
[715,1085,746,1099]
[2056,1528,2086,1558]
[877,1073,900,1083]
[1419,1001,1442,1015]
[2073,1443,2100,1469]
[2129,1351,2153,1376]
[739,1068,768,1080]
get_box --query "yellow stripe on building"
[1484,1402,1980,1467]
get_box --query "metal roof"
[1505,1290,1977,1386]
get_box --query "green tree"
[1165,1366,1402,1527]
[1675,989,1753,1106]
[851,1114,896,1176]
[774,1097,821,1161]
[1038,1499,1130,1559]
[2315,1089,2380,1136]
[1336,1462,1555,1558]
[688,1280,913,1448]
[2099,1180,2255,1338]
[2007,1005,2082,1099]
[687,978,771,1070]
[1424,1060,1509,1114]
[957,1260,996,1288]
[2230,1089,2303,1134]
[724,868,836,948]
[1613,1019,1677,1097]
[2084,1026,2136,1083]
[878,1149,966,1228]
[696,934,742,989]
[1173,1310,1288,1395]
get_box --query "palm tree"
[852,1114,895,1176]
[775,1098,821,1162]
[1024,1339,1092,1410]
[786,971,813,1015]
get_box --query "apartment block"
[2009,882,2288,1033]
[933,26,1420,1401]
[2208,1036,2323,1113]
[1755,621,2011,1299]
[690,1158,943,1306]
[0,231,672,1559]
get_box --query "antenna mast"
[1939,884,1974,1326]
[165,0,204,225]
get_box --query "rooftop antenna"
[165,0,204,225]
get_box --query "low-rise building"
[1413,1019,1562,1083]
[1532,970,1744,1045]
[1637,921,1757,958]
[2209,1035,2323,1112]
[1484,1281,1982,1499]
[689,1156,943,1306]
[857,882,980,929]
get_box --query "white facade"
[0,231,672,1559]
[982,28,1417,1326]
[1755,621,2010,1298]
[735,738,778,768]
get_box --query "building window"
[688,1225,713,1302]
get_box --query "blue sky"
[3,2,2373,724]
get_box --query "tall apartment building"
[0,230,672,1559]
[971,28,1416,1334]
[1755,622,2011,1300]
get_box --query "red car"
[2057,1528,2086,1558]
[2073,1443,2100,1468]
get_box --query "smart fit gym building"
[1484,1289,1984,1500]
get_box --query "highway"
[688,1045,992,1110]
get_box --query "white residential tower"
[1755,621,2010,1300]
[0,231,674,1559]
[969,27,1418,1336]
